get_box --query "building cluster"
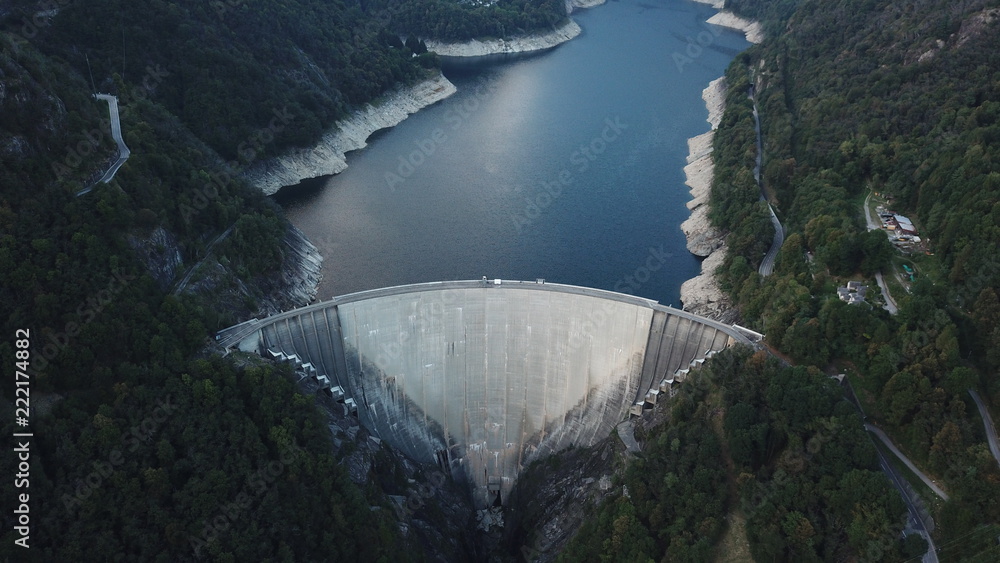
[878,208,922,244]
[837,281,868,305]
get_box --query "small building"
[886,214,918,235]
[894,214,917,234]
[837,281,868,305]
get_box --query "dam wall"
[217,280,753,507]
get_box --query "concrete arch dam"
[217,280,754,507]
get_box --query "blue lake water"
[273,0,748,305]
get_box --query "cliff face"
[242,73,457,195]
[172,223,323,320]
[424,19,583,57]
[127,227,184,291]
[271,225,323,308]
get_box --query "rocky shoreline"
[424,19,583,57]
[707,11,764,44]
[243,4,617,195]
[242,73,457,196]
[692,0,764,45]
[679,78,736,322]
[424,0,606,58]
[679,2,763,322]
[567,0,606,10]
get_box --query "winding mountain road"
[749,86,784,276]
[77,93,130,196]
[759,202,784,276]
[94,94,130,182]
[969,389,1000,469]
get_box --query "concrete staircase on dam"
[216,280,756,508]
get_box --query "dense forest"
[0,0,523,559]
[556,349,913,562]
[1,0,563,162]
[702,0,1000,558]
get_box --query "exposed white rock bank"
[689,0,764,44]
[243,73,457,195]
[707,11,764,44]
[680,243,732,320]
[680,77,726,257]
[567,0,607,10]
[424,20,582,57]
[679,77,734,322]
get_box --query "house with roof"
[837,281,868,305]
[886,214,918,235]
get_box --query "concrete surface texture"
[220,280,751,507]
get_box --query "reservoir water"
[273,0,749,305]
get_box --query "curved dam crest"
[217,281,755,507]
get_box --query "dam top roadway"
[217,280,759,507]
[216,279,757,349]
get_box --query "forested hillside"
[0,0,563,558]
[704,0,1000,557]
[2,0,999,559]
[3,0,433,161]
[2,0,563,161]
[372,0,567,41]
[550,349,912,562]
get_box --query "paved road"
[748,88,784,277]
[875,271,899,314]
[865,423,949,500]
[215,279,757,351]
[76,94,131,196]
[863,190,899,314]
[969,389,1000,469]
[843,381,938,562]
[863,189,879,230]
[759,202,784,276]
[94,94,130,182]
[870,438,940,563]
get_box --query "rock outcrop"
[242,73,457,195]
[175,223,323,320]
[679,243,735,323]
[567,0,607,11]
[691,0,764,44]
[706,11,764,44]
[274,225,323,307]
[424,19,583,57]
[127,227,184,291]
